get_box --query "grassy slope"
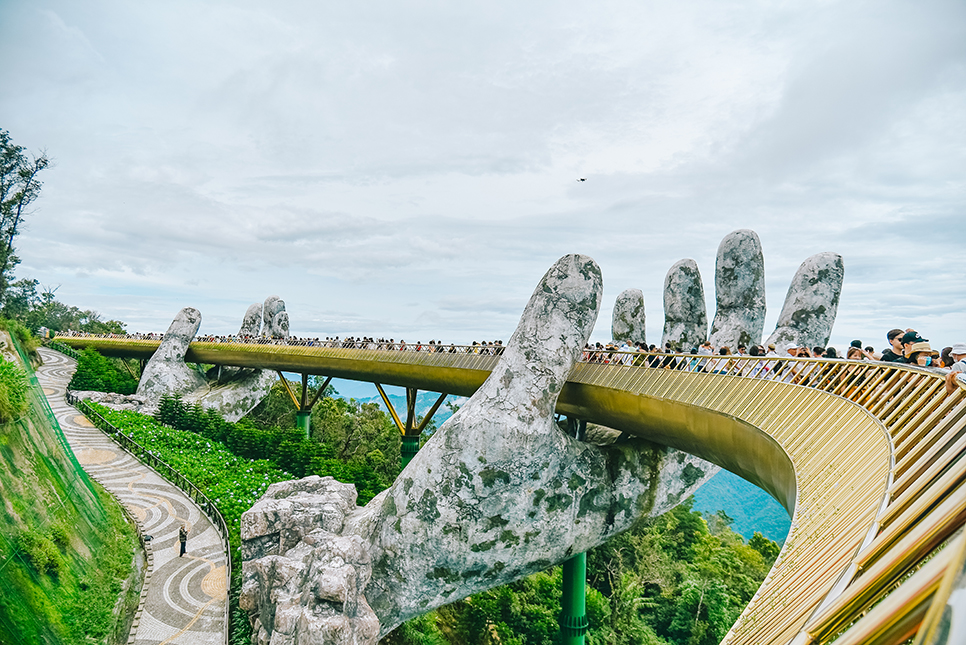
[0,340,141,645]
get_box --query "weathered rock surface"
[263,296,288,338]
[241,477,359,561]
[662,259,708,350]
[708,230,766,350]
[183,368,277,423]
[136,307,207,401]
[70,391,156,415]
[241,254,718,644]
[273,311,290,339]
[765,253,844,350]
[186,298,287,421]
[240,478,380,645]
[612,288,646,345]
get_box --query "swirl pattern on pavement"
[36,348,228,645]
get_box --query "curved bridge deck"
[60,337,966,645]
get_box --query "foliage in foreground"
[0,317,38,353]
[0,358,29,423]
[0,466,141,645]
[68,347,139,395]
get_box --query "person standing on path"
[179,523,189,557]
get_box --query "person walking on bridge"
[880,329,905,362]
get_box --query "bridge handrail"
[46,330,963,378]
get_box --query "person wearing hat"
[907,342,940,368]
[900,331,928,363]
[775,342,803,383]
[946,343,966,395]
[880,329,906,362]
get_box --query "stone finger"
[765,252,844,350]
[612,288,646,346]
[709,229,766,350]
[662,258,708,350]
[136,307,206,402]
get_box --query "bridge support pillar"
[296,411,311,439]
[375,384,448,471]
[561,552,589,645]
[560,414,589,644]
[277,372,332,439]
[401,435,421,468]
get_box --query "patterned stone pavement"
[36,347,227,645]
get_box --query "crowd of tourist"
[53,327,966,393]
[583,328,966,395]
[55,329,508,355]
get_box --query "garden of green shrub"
[67,348,139,395]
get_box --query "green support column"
[296,411,311,439]
[560,552,589,645]
[401,435,420,469]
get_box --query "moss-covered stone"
[681,463,705,488]
[544,493,572,513]
[470,540,496,553]
[478,468,510,488]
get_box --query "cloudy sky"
[1,0,964,350]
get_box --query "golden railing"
[56,335,966,645]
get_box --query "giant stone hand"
[240,254,718,645]
[661,230,843,351]
[135,296,288,421]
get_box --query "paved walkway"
[36,348,227,645]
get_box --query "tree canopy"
[0,129,48,303]
[1,279,126,335]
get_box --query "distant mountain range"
[691,471,790,544]
[328,378,790,544]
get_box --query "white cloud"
[0,0,963,351]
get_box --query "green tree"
[68,347,139,394]
[0,129,48,302]
[2,282,127,334]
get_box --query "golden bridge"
[59,336,966,645]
